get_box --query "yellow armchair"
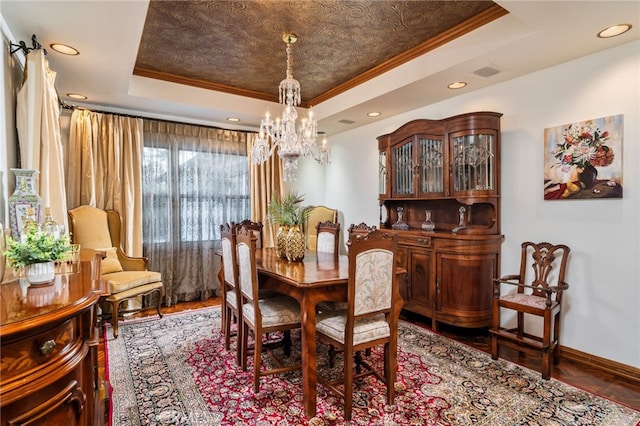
[68,205,163,338]
[304,205,338,251]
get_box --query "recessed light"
[597,24,632,38]
[367,112,381,117]
[67,93,87,100]
[50,43,79,55]
[226,117,241,122]
[448,82,467,89]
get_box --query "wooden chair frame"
[68,206,163,338]
[315,220,341,256]
[220,222,243,364]
[236,225,301,392]
[315,229,399,420]
[490,241,570,379]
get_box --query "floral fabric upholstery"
[354,249,393,316]
[221,238,236,287]
[316,312,390,345]
[242,296,301,327]
[501,293,558,310]
[237,242,254,302]
[317,232,336,254]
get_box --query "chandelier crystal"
[252,33,330,181]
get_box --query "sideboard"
[0,252,108,426]
[377,112,504,330]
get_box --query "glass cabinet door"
[378,151,387,196]
[392,138,415,197]
[451,131,497,194]
[418,136,444,197]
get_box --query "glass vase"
[421,210,435,232]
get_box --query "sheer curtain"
[143,120,251,305]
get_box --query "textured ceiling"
[134,0,503,107]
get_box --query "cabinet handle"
[40,339,56,356]
[417,238,430,245]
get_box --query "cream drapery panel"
[248,133,284,248]
[67,109,144,256]
[16,49,68,230]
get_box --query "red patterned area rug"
[106,307,640,425]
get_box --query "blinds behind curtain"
[142,120,251,305]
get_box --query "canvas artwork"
[543,114,623,200]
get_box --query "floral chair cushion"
[354,249,393,316]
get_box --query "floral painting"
[544,114,623,200]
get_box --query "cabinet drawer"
[1,318,78,382]
[399,234,433,248]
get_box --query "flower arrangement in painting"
[552,121,614,169]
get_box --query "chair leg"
[111,300,122,339]
[553,313,561,365]
[235,314,243,366]
[155,289,163,318]
[491,302,500,360]
[385,341,395,404]
[283,330,292,357]
[253,330,263,393]
[344,347,354,421]
[224,307,232,350]
[240,322,249,372]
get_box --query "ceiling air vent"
[473,66,501,78]
[338,119,356,125]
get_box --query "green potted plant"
[5,227,72,285]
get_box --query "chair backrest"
[316,221,341,255]
[220,222,238,289]
[305,206,338,250]
[235,220,264,249]
[236,225,260,308]
[68,205,115,249]
[346,223,377,251]
[519,241,570,301]
[348,229,398,319]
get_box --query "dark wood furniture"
[254,247,405,418]
[235,219,264,248]
[316,230,401,421]
[255,247,349,418]
[315,220,341,256]
[237,227,302,393]
[490,241,571,379]
[377,111,503,330]
[0,252,109,426]
[220,223,242,364]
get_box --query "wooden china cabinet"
[378,111,503,330]
[0,251,109,426]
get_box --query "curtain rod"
[10,34,47,57]
[66,106,257,135]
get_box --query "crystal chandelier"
[252,33,330,181]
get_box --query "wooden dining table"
[255,248,349,418]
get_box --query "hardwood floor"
[98,297,640,417]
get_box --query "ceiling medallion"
[252,33,330,181]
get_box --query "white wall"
[302,41,640,368]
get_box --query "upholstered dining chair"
[304,205,338,251]
[315,229,399,421]
[220,223,243,364]
[236,225,302,393]
[68,205,163,338]
[316,220,341,256]
[490,241,571,379]
[235,219,264,249]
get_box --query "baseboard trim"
[560,345,640,386]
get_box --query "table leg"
[300,295,317,418]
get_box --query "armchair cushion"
[103,270,162,294]
[100,247,124,274]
